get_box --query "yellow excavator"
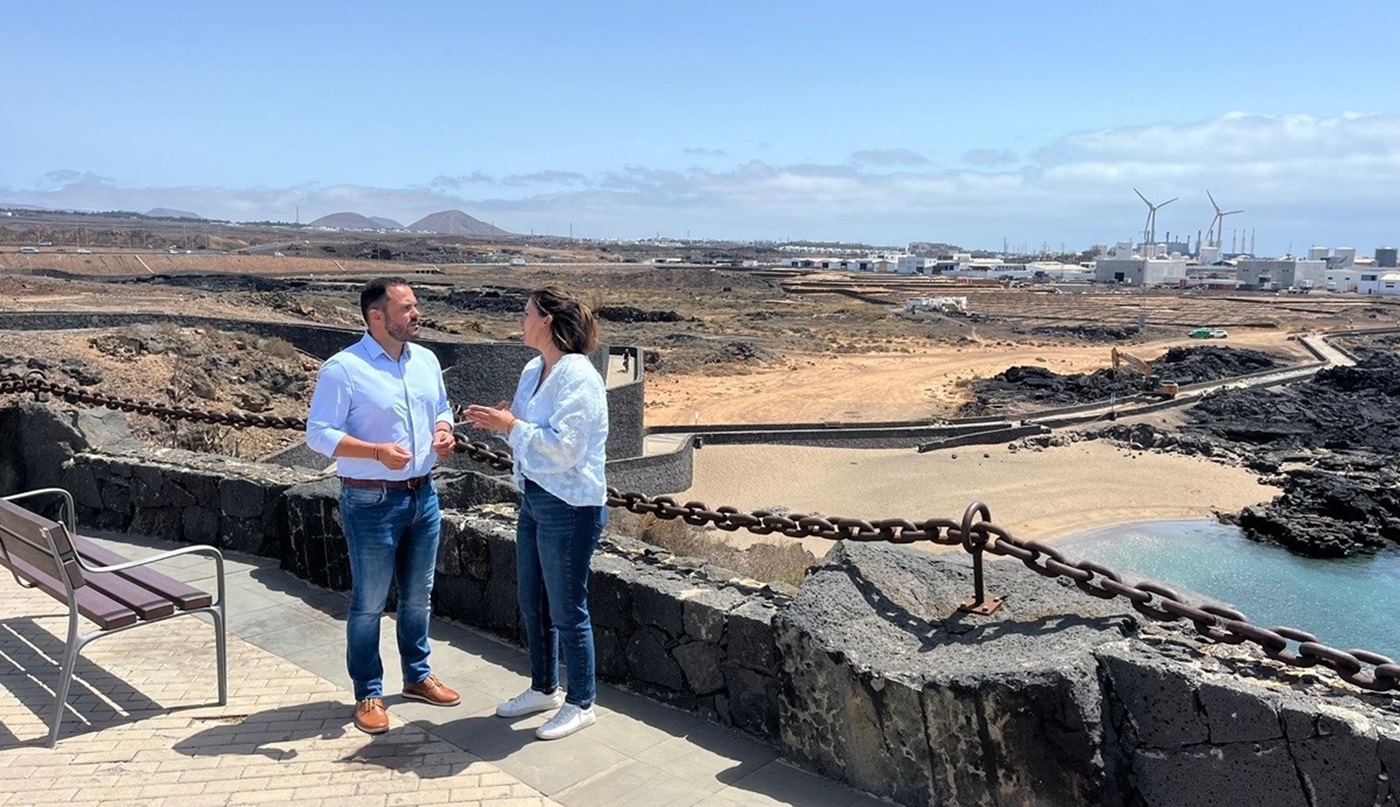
[1110,347,1179,398]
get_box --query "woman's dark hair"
[360,276,409,324]
[531,285,599,354]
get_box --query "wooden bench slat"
[73,536,214,611]
[83,570,177,620]
[7,553,139,630]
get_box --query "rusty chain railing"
[4,369,1399,693]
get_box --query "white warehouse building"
[1233,258,1328,291]
[1093,256,1189,286]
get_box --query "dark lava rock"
[963,366,1142,414]
[777,540,1139,806]
[60,357,103,386]
[1187,354,1400,456]
[1089,423,1218,458]
[1028,324,1142,342]
[597,305,685,323]
[444,288,529,313]
[1182,353,1400,556]
[709,341,773,364]
[1151,345,1278,384]
[962,346,1282,416]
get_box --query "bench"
[0,487,227,746]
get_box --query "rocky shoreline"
[981,344,1400,558]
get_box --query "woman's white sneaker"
[496,688,565,718]
[535,704,595,740]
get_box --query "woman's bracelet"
[372,443,381,463]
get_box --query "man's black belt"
[340,475,431,490]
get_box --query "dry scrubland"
[5,221,1400,558]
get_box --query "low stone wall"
[603,435,693,496]
[64,448,318,558]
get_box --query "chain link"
[5,369,1397,693]
[4,370,310,430]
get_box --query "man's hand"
[376,442,412,470]
[432,427,455,458]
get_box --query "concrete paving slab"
[698,759,891,807]
[554,759,710,807]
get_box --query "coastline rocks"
[1181,353,1400,556]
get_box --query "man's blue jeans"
[517,480,606,708]
[340,482,441,701]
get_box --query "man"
[306,277,460,734]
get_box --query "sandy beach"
[676,440,1281,557]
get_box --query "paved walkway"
[0,533,884,806]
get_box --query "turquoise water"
[1059,520,1400,662]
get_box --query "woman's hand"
[465,401,517,435]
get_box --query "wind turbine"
[1205,190,1244,250]
[1134,188,1177,256]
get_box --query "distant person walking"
[306,276,461,735]
[466,285,609,740]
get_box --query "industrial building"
[1233,258,1328,291]
[1093,242,1188,285]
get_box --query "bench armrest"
[77,543,226,606]
[77,543,225,574]
[3,488,76,532]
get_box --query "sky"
[5,1,1400,255]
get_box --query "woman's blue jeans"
[339,482,441,702]
[517,480,606,708]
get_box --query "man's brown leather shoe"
[353,698,389,734]
[402,673,461,706]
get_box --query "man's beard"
[385,319,418,342]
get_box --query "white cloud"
[6,113,1400,251]
[429,172,494,189]
[849,148,930,167]
[963,148,1019,167]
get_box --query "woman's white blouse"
[507,353,609,506]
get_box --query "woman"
[465,285,609,740]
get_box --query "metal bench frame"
[0,487,227,746]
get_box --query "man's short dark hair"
[360,277,410,324]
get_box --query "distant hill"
[407,210,510,237]
[309,212,384,230]
[145,207,202,219]
[367,216,404,229]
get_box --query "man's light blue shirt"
[306,332,453,480]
